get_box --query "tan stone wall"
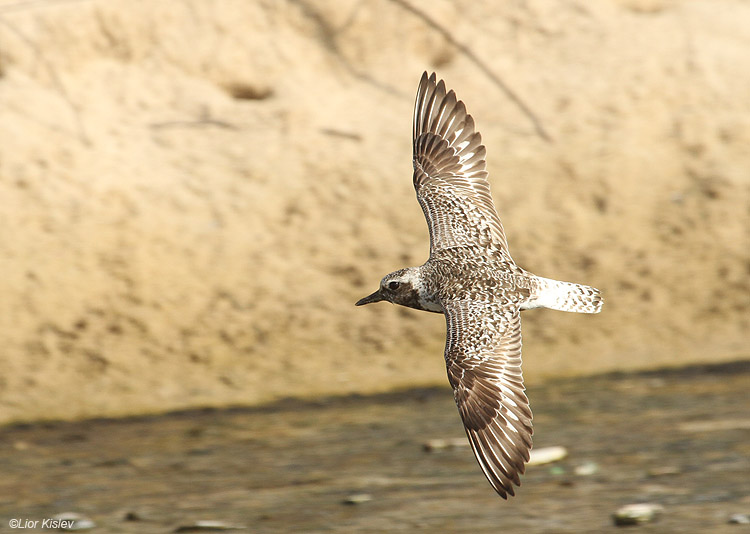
[1,0,748,423]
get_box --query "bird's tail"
[522,276,603,314]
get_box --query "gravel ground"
[1,361,749,533]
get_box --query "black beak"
[356,289,384,306]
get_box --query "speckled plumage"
[356,72,603,498]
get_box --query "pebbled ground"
[1,361,749,533]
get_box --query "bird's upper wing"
[443,299,533,498]
[413,72,511,258]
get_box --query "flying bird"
[356,72,603,498]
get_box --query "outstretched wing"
[413,72,511,258]
[443,300,533,498]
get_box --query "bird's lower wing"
[443,300,533,498]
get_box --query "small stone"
[612,503,664,526]
[647,466,681,478]
[574,461,599,476]
[52,513,96,531]
[679,419,750,433]
[343,493,373,505]
[422,438,469,452]
[729,514,750,524]
[548,466,566,476]
[174,520,247,532]
[528,446,568,466]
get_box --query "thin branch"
[388,0,553,143]
[0,17,89,144]
[149,119,239,131]
[287,0,405,97]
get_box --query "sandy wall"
[1,0,748,423]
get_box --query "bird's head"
[356,268,419,309]
[356,267,443,312]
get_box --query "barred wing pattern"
[413,72,511,257]
[443,300,533,498]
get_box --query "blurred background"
[0,0,748,532]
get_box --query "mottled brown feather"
[413,72,511,257]
[443,300,533,498]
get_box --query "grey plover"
[356,72,603,498]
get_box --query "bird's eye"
[388,281,400,290]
